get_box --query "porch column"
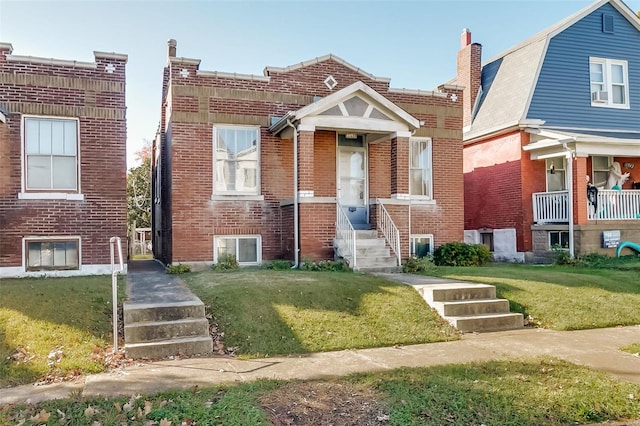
[391,132,410,197]
[574,156,589,225]
[298,130,315,196]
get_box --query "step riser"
[356,266,402,273]
[431,287,496,302]
[440,300,511,317]
[124,303,205,323]
[125,338,213,359]
[124,319,210,344]
[451,314,524,332]
[356,247,390,257]
[354,257,398,267]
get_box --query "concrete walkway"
[2,266,639,405]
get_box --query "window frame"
[408,137,433,200]
[18,114,84,200]
[212,125,261,197]
[545,157,567,192]
[23,236,81,271]
[548,231,570,251]
[589,57,630,109]
[213,235,262,266]
[410,234,434,258]
[591,155,612,188]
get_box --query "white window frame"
[212,125,261,198]
[545,157,567,192]
[410,234,434,258]
[213,235,262,266]
[548,231,570,250]
[20,115,83,200]
[409,137,433,200]
[591,155,612,188]
[23,236,81,271]
[589,57,630,109]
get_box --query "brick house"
[0,42,128,277]
[153,40,464,271]
[458,0,640,262]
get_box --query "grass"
[183,270,459,357]
[1,357,638,425]
[424,264,640,330]
[622,343,640,354]
[0,276,123,387]
[131,254,153,260]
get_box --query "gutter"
[284,119,300,268]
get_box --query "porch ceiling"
[524,128,640,158]
[270,81,420,138]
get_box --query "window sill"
[590,103,630,109]
[19,192,85,201]
[411,198,436,205]
[211,194,264,201]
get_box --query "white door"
[338,135,367,226]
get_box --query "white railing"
[109,236,124,353]
[589,189,640,221]
[377,199,401,266]
[335,201,357,269]
[533,191,569,224]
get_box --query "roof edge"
[197,70,270,82]
[6,54,97,69]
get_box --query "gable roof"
[264,54,391,83]
[465,0,640,141]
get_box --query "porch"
[533,189,640,223]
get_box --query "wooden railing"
[335,201,357,269]
[589,189,640,221]
[376,199,401,266]
[532,191,569,224]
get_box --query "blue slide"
[616,241,640,257]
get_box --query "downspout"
[561,139,576,258]
[285,119,300,267]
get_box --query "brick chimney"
[456,29,482,129]
[167,39,177,60]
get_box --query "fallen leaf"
[30,410,51,422]
[114,402,122,412]
[123,402,133,412]
[56,409,66,419]
[85,406,98,417]
[137,407,144,418]
[160,419,172,426]
[92,422,101,426]
[145,400,153,414]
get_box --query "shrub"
[552,244,575,265]
[166,263,191,274]
[403,255,435,273]
[264,259,293,270]
[433,242,492,266]
[300,259,351,272]
[213,254,239,271]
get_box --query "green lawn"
[425,264,640,330]
[0,276,122,387]
[622,343,640,354]
[1,358,638,425]
[184,270,459,357]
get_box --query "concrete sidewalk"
[2,325,639,405]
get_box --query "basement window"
[548,231,569,250]
[214,235,261,266]
[410,234,434,258]
[25,237,80,271]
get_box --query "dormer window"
[589,58,629,109]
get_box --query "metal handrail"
[110,236,124,353]
[377,199,401,266]
[335,201,357,269]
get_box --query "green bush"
[552,244,575,265]
[166,263,191,274]
[403,255,435,273]
[300,259,351,272]
[433,242,492,266]
[213,254,239,271]
[264,259,294,270]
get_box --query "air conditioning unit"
[591,91,608,103]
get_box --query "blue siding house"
[459,0,640,262]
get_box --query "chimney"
[167,39,177,60]
[456,29,482,129]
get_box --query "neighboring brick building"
[0,42,128,277]
[154,40,464,271]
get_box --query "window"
[546,158,566,192]
[549,231,569,250]
[410,234,434,258]
[25,238,79,271]
[214,235,261,265]
[589,58,629,108]
[213,126,259,195]
[24,117,78,191]
[591,156,611,188]
[409,137,432,198]
[480,232,494,251]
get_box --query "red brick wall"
[299,203,335,260]
[313,131,336,197]
[0,46,127,272]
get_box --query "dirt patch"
[260,381,389,425]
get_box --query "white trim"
[93,51,128,62]
[371,198,410,205]
[6,54,97,69]
[23,236,81,272]
[0,110,6,123]
[300,116,410,133]
[337,136,369,223]
[410,234,435,257]
[541,126,640,134]
[0,264,122,279]
[393,131,413,139]
[18,192,85,200]
[298,190,315,198]
[21,115,81,194]
[589,57,630,109]
[297,123,316,132]
[548,230,570,251]
[213,235,262,266]
[545,158,567,192]
[391,193,411,200]
[168,57,201,66]
[521,38,551,123]
[388,87,448,98]
[210,195,264,201]
[212,124,261,197]
[409,137,433,200]
[197,70,270,82]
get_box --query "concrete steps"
[123,301,213,359]
[335,229,401,273]
[416,282,523,333]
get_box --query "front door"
[338,134,367,227]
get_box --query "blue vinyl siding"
[527,3,640,131]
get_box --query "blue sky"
[1,0,639,168]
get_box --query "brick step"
[125,336,213,359]
[123,301,205,323]
[435,299,511,317]
[447,313,524,332]
[124,318,210,344]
